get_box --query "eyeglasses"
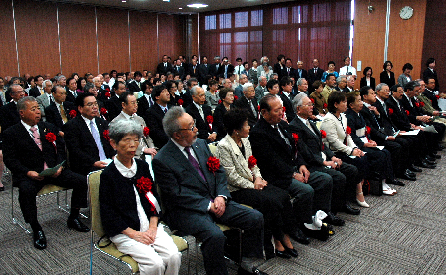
[179,119,196,132]
[302,103,314,107]
[84,102,99,107]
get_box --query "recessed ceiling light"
[179,7,183,9]
[187,3,208,8]
[121,0,126,2]
[163,0,170,2]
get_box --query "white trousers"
[111,224,182,275]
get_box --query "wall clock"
[399,6,413,20]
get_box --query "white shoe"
[356,198,370,207]
[383,188,395,196]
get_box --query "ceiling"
[50,0,292,14]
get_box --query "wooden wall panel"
[129,10,158,74]
[14,0,59,76]
[191,14,199,59]
[422,0,446,90]
[96,7,129,74]
[387,0,426,83]
[157,14,185,63]
[58,4,97,76]
[0,0,19,77]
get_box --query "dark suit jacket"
[345,109,370,148]
[217,64,234,77]
[173,65,185,79]
[249,117,306,189]
[294,69,308,80]
[105,95,121,121]
[373,99,399,135]
[62,116,115,175]
[65,89,78,103]
[3,121,65,182]
[385,96,412,131]
[307,67,324,85]
[279,92,296,122]
[360,104,388,142]
[213,103,231,140]
[399,94,422,125]
[152,138,231,221]
[157,62,173,75]
[233,96,259,127]
[186,64,200,79]
[28,87,41,98]
[186,103,213,140]
[144,104,171,149]
[209,64,221,78]
[424,88,440,110]
[423,68,439,90]
[379,71,395,88]
[137,94,154,117]
[198,63,210,84]
[0,102,20,132]
[177,90,193,108]
[360,77,376,90]
[289,117,334,168]
[281,67,295,79]
[100,159,160,237]
[44,101,76,131]
[128,81,142,93]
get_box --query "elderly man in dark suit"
[63,92,115,176]
[143,85,172,149]
[45,85,76,135]
[153,107,267,275]
[36,80,54,121]
[249,94,340,241]
[234,83,259,127]
[198,56,210,85]
[307,59,324,91]
[185,86,216,142]
[0,84,26,132]
[294,61,308,80]
[3,96,89,250]
[289,93,361,214]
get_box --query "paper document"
[422,125,438,134]
[400,129,420,136]
[39,160,66,177]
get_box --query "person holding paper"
[3,96,89,250]
[100,119,181,275]
[63,92,115,176]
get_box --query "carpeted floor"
[1,151,446,275]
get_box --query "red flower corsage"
[207,156,220,174]
[420,102,425,107]
[206,115,213,124]
[283,106,286,112]
[45,132,56,143]
[69,110,77,118]
[103,130,110,141]
[143,127,150,137]
[178,99,184,106]
[248,155,257,169]
[257,105,260,111]
[415,102,420,108]
[436,95,440,99]
[346,126,351,135]
[388,108,394,115]
[320,130,327,138]
[366,126,371,135]
[105,91,111,98]
[323,103,328,109]
[310,98,315,104]
[100,107,108,115]
[136,176,153,193]
[406,110,410,116]
[218,99,222,104]
[292,133,299,145]
[234,95,238,100]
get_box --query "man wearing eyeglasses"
[44,85,76,137]
[63,92,115,176]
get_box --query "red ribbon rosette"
[405,110,410,116]
[346,126,351,135]
[234,95,238,100]
[136,176,158,213]
[320,130,327,138]
[69,110,77,118]
[207,156,220,174]
[248,155,257,169]
[292,133,299,145]
[436,95,440,99]
[323,103,328,109]
[103,130,110,141]
[310,98,315,104]
[206,115,213,131]
[388,108,394,115]
[218,99,222,104]
[415,102,420,108]
[45,132,57,151]
[420,102,425,107]
[178,99,184,106]
[100,108,108,115]
[366,126,371,135]
[143,127,150,137]
[105,91,111,98]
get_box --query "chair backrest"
[208,143,217,155]
[87,170,104,237]
[144,154,155,180]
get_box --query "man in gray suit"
[36,80,54,120]
[111,92,157,158]
[153,107,267,275]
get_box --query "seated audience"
[45,85,76,136]
[321,74,337,103]
[3,96,89,250]
[321,61,339,82]
[212,88,234,141]
[144,85,171,149]
[128,71,144,93]
[153,107,267,275]
[335,76,348,93]
[100,119,181,275]
[137,81,155,117]
[35,80,54,120]
[397,63,413,87]
[205,79,219,111]
[63,92,115,176]
[279,76,296,122]
[339,57,357,78]
[234,83,259,128]
[309,80,327,116]
[105,81,127,121]
[185,86,216,143]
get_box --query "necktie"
[287,68,290,75]
[198,106,204,120]
[60,104,68,123]
[314,68,317,74]
[250,100,256,116]
[40,88,44,95]
[306,120,316,135]
[299,69,302,78]
[49,95,54,103]
[275,125,291,147]
[163,107,168,114]
[185,146,206,181]
[90,120,106,160]
[194,66,196,74]
[382,102,387,115]
[148,96,154,107]
[30,127,49,170]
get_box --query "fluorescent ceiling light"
[187,3,208,8]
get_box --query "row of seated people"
[2,75,445,275]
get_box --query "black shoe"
[419,160,436,169]
[284,247,298,258]
[388,179,405,186]
[322,212,345,226]
[275,249,291,259]
[0,185,4,191]
[67,217,90,232]
[33,230,47,250]
[238,267,269,275]
[288,228,311,245]
[424,157,436,164]
[438,145,445,150]
[398,170,416,181]
[409,165,422,173]
[342,203,361,215]
[430,153,441,159]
